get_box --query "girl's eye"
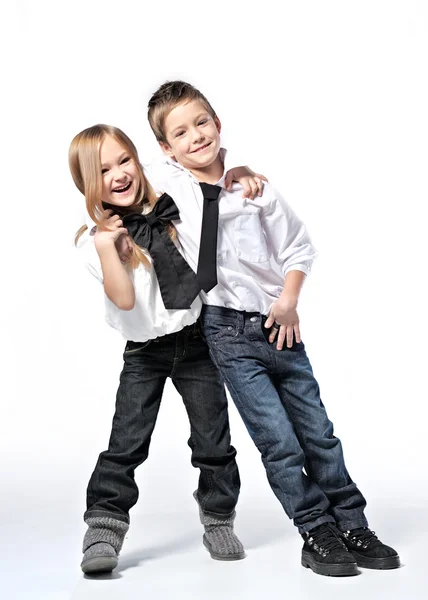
[121,156,130,165]
[101,168,108,174]
[198,119,208,125]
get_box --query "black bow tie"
[122,193,201,309]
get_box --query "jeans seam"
[173,376,214,511]
[206,344,266,445]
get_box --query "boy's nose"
[191,128,204,143]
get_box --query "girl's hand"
[94,210,128,251]
[224,166,268,199]
[115,233,133,263]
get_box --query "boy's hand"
[115,234,133,263]
[265,297,301,351]
[94,210,128,252]
[224,166,268,200]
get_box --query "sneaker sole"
[203,535,246,561]
[351,551,401,570]
[81,556,118,574]
[301,550,359,577]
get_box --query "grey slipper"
[81,542,118,574]
[203,531,246,561]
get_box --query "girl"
[69,124,264,574]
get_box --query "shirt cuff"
[284,263,312,277]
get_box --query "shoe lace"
[343,528,381,549]
[307,524,346,555]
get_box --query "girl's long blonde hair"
[69,124,173,269]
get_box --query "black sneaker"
[301,523,359,576]
[342,527,400,569]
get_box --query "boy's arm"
[261,188,316,350]
[265,270,305,351]
[262,189,316,276]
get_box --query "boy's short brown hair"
[148,80,216,144]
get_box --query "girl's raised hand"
[94,210,128,251]
[115,234,133,264]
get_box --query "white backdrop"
[1,1,428,598]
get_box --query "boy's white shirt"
[76,223,201,343]
[145,148,317,315]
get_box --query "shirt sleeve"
[220,147,248,175]
[76,229,104,283]
[142,156,172,195]
[261,187,317,277]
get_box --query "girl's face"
[100,135,140,207]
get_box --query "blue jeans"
[85,321,240,524]
[200,306,368,534]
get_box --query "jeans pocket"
[202,320,239,344]
[124,340,152,355]
[260,317,304,352]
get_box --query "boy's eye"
[198,119,208,125]
[121,156,130,164]
[175,131,185,138]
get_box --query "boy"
[146,80,400,577]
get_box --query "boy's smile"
[161,100,223,181]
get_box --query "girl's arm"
[224,166,268,198]
[94,211,135,311]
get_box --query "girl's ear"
[159,141,175,159]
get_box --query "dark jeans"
[85,321,240,524]
[200,306,368,534]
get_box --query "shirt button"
[217,254,222,261]
[239,305,244,310]
[227,326,233,331]
[231,282,236,288]
[250,316,258,323]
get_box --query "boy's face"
[160,99,221,171]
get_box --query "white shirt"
[146,151,317,314]
[76,222,202,342]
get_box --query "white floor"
[3,501,426,600]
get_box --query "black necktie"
[122,193,201,310]
[196,182,221,292]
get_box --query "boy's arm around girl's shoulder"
[259,183,317,276]
[76,229,136,311]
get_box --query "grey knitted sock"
[193,491,245,561]
[81,516,129,574]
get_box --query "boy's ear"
[214,116,221,134]
[159,141,174,158]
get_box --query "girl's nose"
[113,167,127,181]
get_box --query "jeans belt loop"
[237,311,245,334]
